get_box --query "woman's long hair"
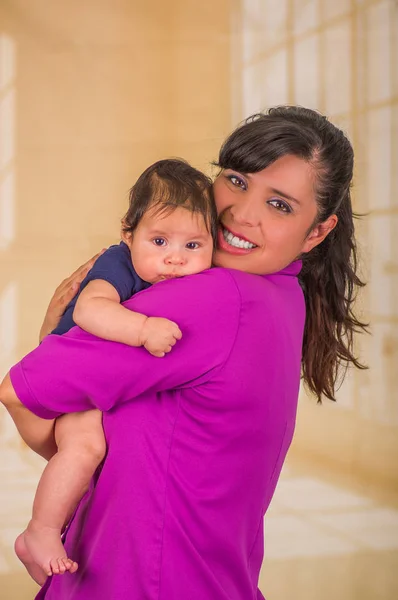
[216,106,368,402]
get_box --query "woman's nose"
[230,197,260,227]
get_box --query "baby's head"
[122,159,217,284]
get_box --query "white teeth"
[223,228,256,249]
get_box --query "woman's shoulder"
[189,267,260,290]
[171,268,259,310]
[212,266,305,316]
[126,268,242,326]
[149,267,244,297]
[143,267,276,308]
[204,267,268,297]
[187,267,242,291]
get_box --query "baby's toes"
[58,558,68,574]
[50,558,60,574]
[61,557,73,571]
[69,561,79,574]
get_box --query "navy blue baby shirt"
[52,242,151,335]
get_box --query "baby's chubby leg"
[15,409,106,583]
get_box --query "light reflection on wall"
[0,34,15,250]
[0,34,17,439]
[0,282,18,441]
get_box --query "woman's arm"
[0,374,57,460]
[8,269,241,419]
[73,280,182,356]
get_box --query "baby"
[15,158,217,585]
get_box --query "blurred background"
[0,0,397,598]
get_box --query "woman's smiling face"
[213,154,337,275]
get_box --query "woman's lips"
[217,226,257,255]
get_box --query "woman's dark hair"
[216,106,368,402]
[123,158,217,245]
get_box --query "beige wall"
[0,0,232,362]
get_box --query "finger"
[55,285,79,311]
[73,252,102,276]
[50,277,74,300]
[149,350,165,358]
[52,267,90,299]
[174,328,183,340]
[164,345,173,353]
[68,260,95,282]
[63,251,103,285]
[53,253,101,302]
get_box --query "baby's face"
[123,206,214,284]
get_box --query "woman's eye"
[227,174,247,190]
[268,199,292,214]
[186,242,200,250]
[153,238,166,246]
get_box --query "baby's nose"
[165,253,185,265]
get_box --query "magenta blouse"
[10,264,305,600]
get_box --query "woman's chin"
[213,248,256,273]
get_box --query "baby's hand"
[140,317,182,357]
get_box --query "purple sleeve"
[9,269,241,419]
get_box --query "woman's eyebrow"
[269,188,301,205]
[241,173,301,205]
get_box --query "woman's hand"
[39,251,104,342]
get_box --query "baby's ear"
[120,222,132,244]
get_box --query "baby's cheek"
[143,257,161,283]
[131,255,152,283]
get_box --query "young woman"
[0,106,367,600]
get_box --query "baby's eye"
[227,174,247,190]
[153,238,166,246]
[268,199,292,214]
[186,242,200,250]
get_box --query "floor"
[260,461,398,599]
[1,413,397,600]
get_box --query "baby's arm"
[73,280,182,357]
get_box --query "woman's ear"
[302,214,338,253]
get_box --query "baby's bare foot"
[15,532,47,586]
[22,520,78,578]
[50,556,78,575]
